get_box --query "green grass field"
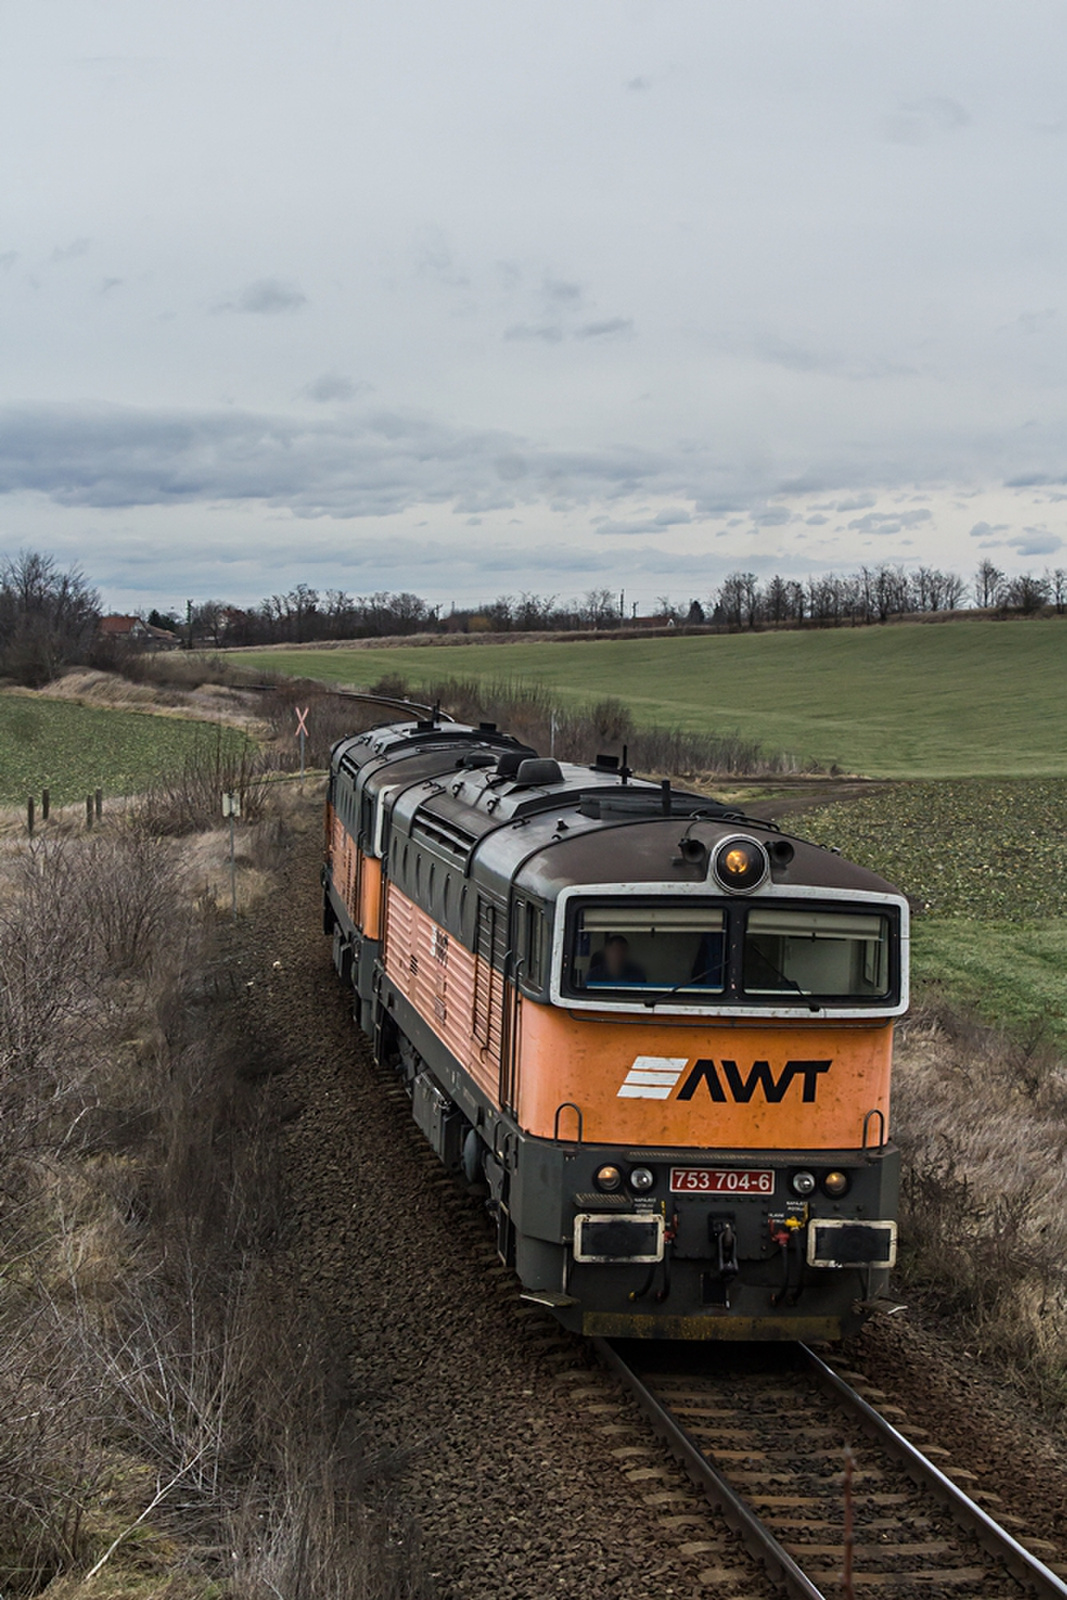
[236,618,1067,778]
[794,780,1067,1041]
[0,695,247,806]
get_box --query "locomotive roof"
[330,717,902,904]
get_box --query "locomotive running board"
[520,1290,578,1309]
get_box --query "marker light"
[714,837,768,893]
[823,1170,850,1197]
[629,1166,655,1192]
[791,1171,817,1197]
[595,1164,623,1193]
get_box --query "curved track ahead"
[595,1339,1067,1600]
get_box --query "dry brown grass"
[893,1002,1067,1403]
[23,669,271,739]
[0,795,428,1600]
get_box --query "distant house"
[98,614,181,651]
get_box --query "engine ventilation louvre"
[411,812,478,860]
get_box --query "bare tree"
[0,550,100,685]
[1004,572,1050,615]
[975,559,1004,609]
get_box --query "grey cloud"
[0,251,17,273]
[806,513,828,525]
[221,278,307,315]
[752,506,791,526]
[835,494,877,512]
[968,520,1009,539]
[495,453,528,481]
[1013,309,1056,335]
[728,332,917,383]
[504,323,564,343]
[911,95,971,129]
[414,235,469,287]
[847,509,933,534]
[51,238,91,263]
[542,276,582,305]
[576,318,633,339]
[1009,533,1063,555]
[0,400,668,520]
[592,506,693,536]
[627,75,651,91]
[100,277,123,294]
[881,96,970,145]
[302,373,368,403]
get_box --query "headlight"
[714,836,768,893]
[595,1164,623,1193]
[629,1166,655,1192]
[823,1170,850,1197]
[791,1170,816,1197]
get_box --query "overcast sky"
[2,1,1067,613]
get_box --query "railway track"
[242,682,456,721]
[595,1338,1067,1599]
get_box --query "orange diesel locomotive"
[323,715,907,1341]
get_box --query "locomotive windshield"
[568,904,726,996]
[743,908,890,998]
[564,899,895,1004]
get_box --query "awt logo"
[617,1055,831,1104]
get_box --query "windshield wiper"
[643,964,724,1007]
[752,949,809,998]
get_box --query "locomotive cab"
[324,719,907,1342]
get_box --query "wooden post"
[95,787,103,820]
[41,788,50,821]
[27,796,34,837]
[86,795,94,830]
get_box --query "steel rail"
[241,683,457,721]
[799,1344,1067,1600]
[592,1338,829,1600]
[598,1337,1067,1600]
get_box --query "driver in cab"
[587,933,647,986]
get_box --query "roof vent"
[593,752,619,771]
[515,757,564,787]
[496,750,528,779]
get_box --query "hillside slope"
[236,618,1067,778]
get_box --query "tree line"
[0,549,1064,690]
[176,556,1067,645]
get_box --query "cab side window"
[517,900,546,992]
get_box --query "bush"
[893,1001,1067,1402]
[136,727,268,835]
[0,815,429,1596]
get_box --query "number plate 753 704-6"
[669,1167,775,1195]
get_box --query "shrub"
[135,727,268,835]
[369,673,812,777]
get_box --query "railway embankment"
[252,796,1067,1594]
[4,783,1066,1599]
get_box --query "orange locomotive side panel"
[515,1000,892,1151]
[382,882,501,1106]
[328,803,382,938]
[359,855,382,937]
